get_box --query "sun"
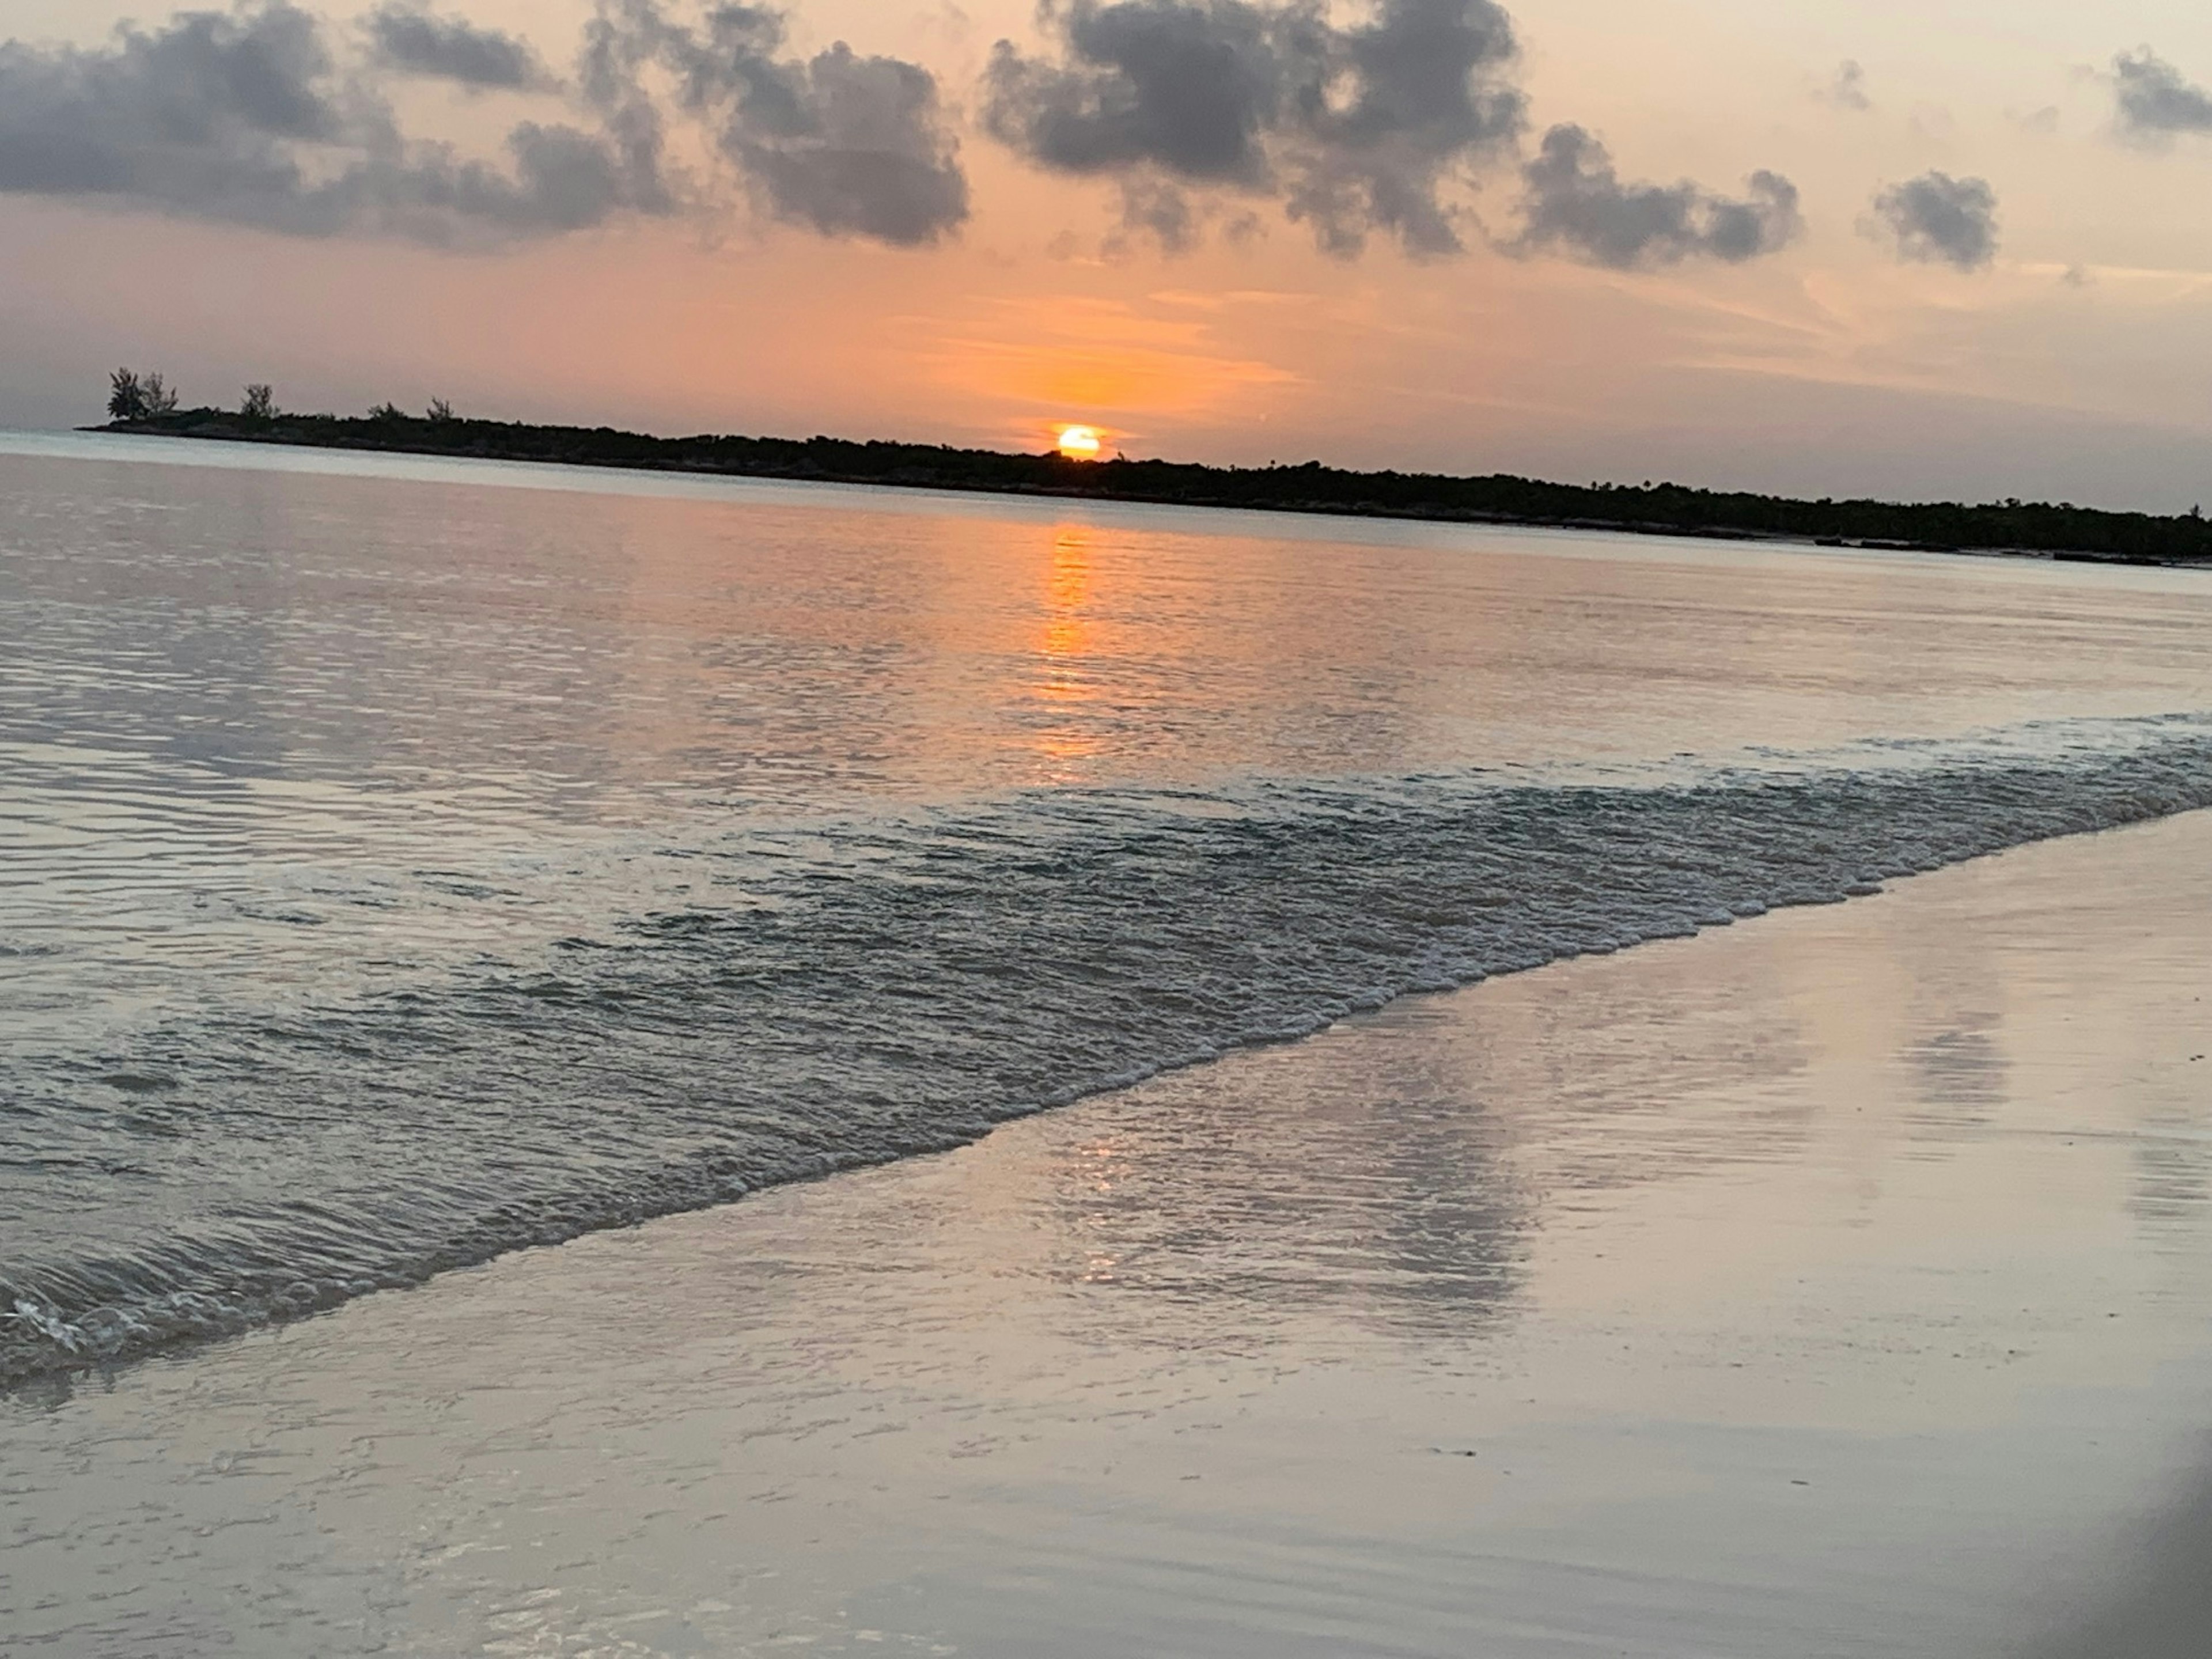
[1055,425,1104,460]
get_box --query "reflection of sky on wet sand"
[9,811,2212,1657]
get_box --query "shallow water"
[6,432,2212,1382]
[7,812,2211,1657]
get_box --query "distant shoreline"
[85,411,2212,567]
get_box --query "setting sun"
[1055,425,1103,460]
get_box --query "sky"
[1,0,2210,508]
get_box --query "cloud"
[0,0,653,240]
[1114,177,1201,252]
[0,0,961,249]
[582,0,969,245]
[1816,59,1870,112]
[1512,124,1801,268]
[0,0,346,192]
[980,0,1525,257]
[365,4,553,92]
[1867,169,1998,270]
[384,122,645,237]
[980,0,1285,185]
[2113,48,2212,139]
[1285,0,1527,256]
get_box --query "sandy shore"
[9,812,2212,1657]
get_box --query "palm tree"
[108,369,146,422]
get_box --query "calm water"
[6,431,2212,1383]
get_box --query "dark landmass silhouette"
[90,407,2212,565]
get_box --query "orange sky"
[2,0,2210,507]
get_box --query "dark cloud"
[2113,48,2212,138]
[583,0,969,245]
[0,0,344,199]
[1868,169,1997,271]
[0,1,657,240]
[741,40,969,244]
[1512,124,1800,268]
[980,0,1524,257]
[0,1,344,231]
[0,0,959,249]
[981,0,1285,184]
[366,4,552,92]
[1285,0,1525,256]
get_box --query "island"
[89,400,2212,567]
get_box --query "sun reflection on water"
[1028,526,1107,775]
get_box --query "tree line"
[106,371,450,425]
[93,374,2211,563]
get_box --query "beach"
[9,0,2212,1645]
[9,805,2211,1657]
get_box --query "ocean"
[7,430,2212,1388]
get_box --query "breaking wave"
[6,717,2212,1384]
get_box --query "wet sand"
[9,812,2212,1657]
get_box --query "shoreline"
[8,809,2212,1656]
[81,416,2212,569]
[13,722,2212,1393]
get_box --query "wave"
[7,717,2212,1385]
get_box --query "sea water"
[6,431,2212,1384]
